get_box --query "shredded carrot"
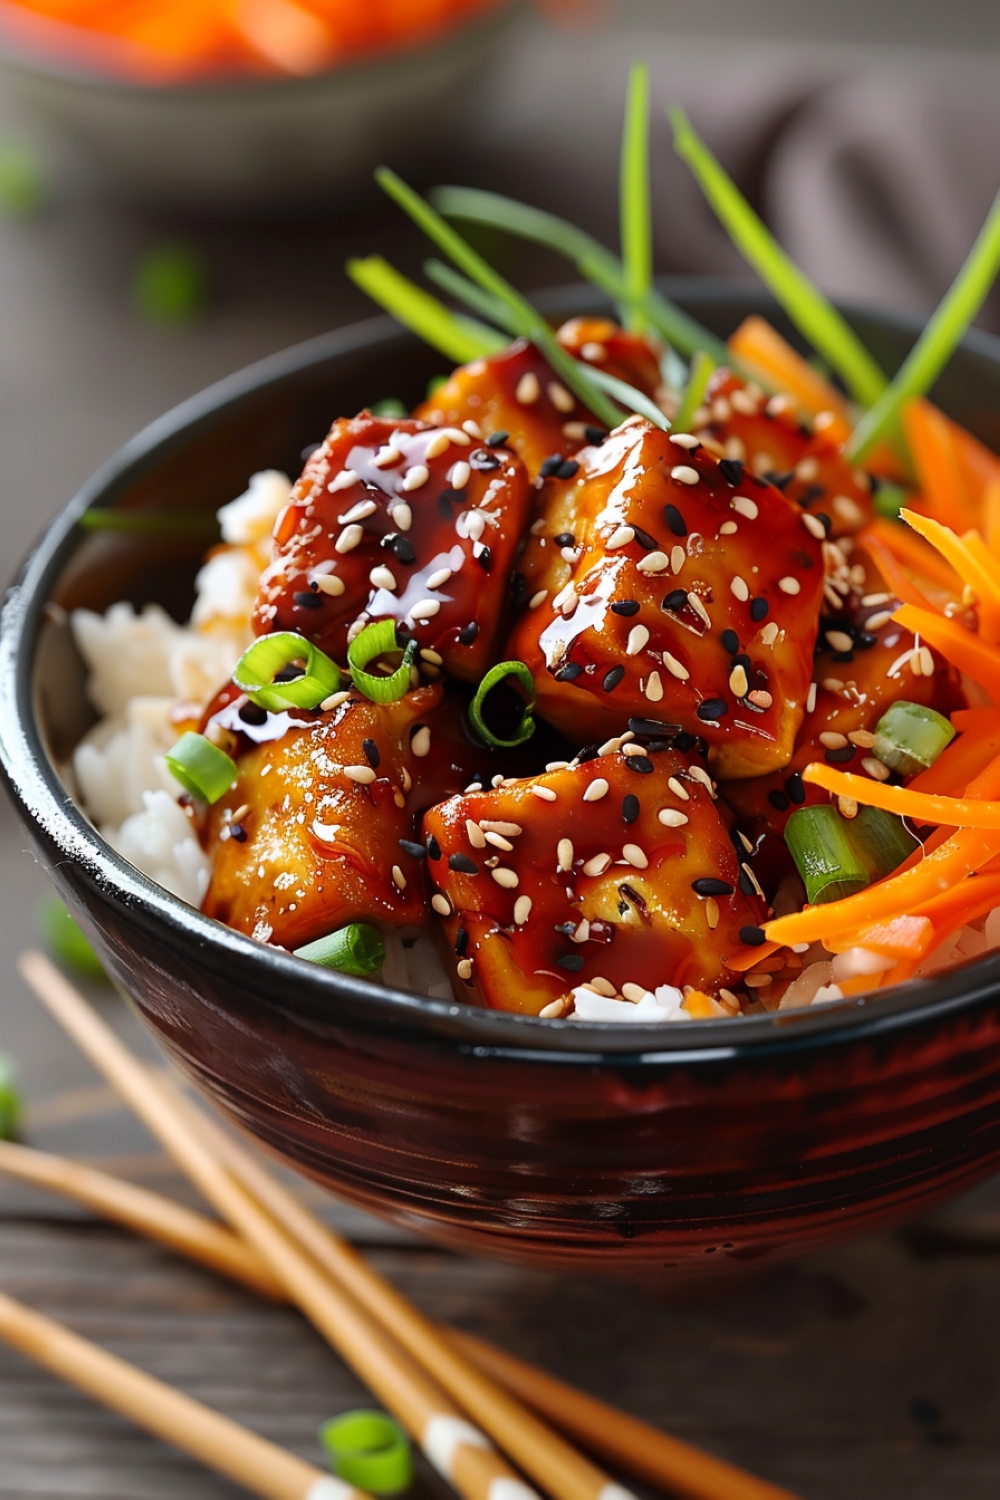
[900,509,1000,642]
[957,530,1000,642]
[801,762,1000,828]
[984,478,1000,555]
[726,940,781,973]
[914,871,1000,943]
[823,914,934,960]
[726,316,851,435]
[903,400,979,532]
[907,717,1000,796]
[951,707,1000,730]
[856,531,937,611]
[860,517,959,592]
[943,407,1000,517]
[893,603,1000,700]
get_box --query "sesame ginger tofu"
[422,744,766,1015]
[200,685,477,949]
[253,414,532,682]
[508,416,825,780]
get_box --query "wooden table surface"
[2,13,1000,1498]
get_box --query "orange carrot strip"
[984,478,1000,555]
[823,914,934,960]
[727,316,850,432]
[726,940,781,973]
[893,603,1000,700]
[916,871,1000,941]
[902,400,978,532]
[860,517,959,591]
[944,409,1000,517]
[901,509,1000,618]
[951,707,1000,730]
[907,721,1000,797]
[801,762,1000,828]
[958,530,1000,642]
[856,532,937,611]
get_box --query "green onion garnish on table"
[319,1410,413,1495]
[347,619,417,703]
[234,632,341,712]
[165,732,238,804]
[36,897,106,979]
[294,924,386,977]
[469,660,536,748]
[872,701,957,778]
[0,1055,21,1141]
[785,804,918,905]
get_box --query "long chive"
[346,255,504,364]
[431,184,728,362]
[672,349,716,432]
[581,364,670,430]
[422,258,514,332]
[848,191,1000,461]
[294,923,386,976]
[670,107,888,407]
[620,62,652,334]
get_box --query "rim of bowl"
[4,275,1000,1066]
[0,0,516,96]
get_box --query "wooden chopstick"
[0,1127,800,1500]
[0,1139,284,1300]
[18,951,545,1500]
[0,1287,360,1500]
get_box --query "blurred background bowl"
[0,0,519,208]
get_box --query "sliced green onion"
[319,1411,413,1496]
[785,803,918,904]
[672,349,716,432]
[620,62,652,334]
[670,107,887,408]
[872,701,956,778]
[872,482,910,519]
[370,397,408,418]
[295,924,386,976]
[165,732,237,804]
[78,509,219,535]
[469,660,536,748]
[234,632,341,712]
[848,190,1000,461]
[132,243,207,325]
[0,1054,21,1141]
[347,619,417,703]
[37,897,105,979]
[431,185,728,363]
[346,254,505,364]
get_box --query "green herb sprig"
[346,255,504,365]
[620,62,652,334]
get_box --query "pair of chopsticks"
[10,948,799,1500]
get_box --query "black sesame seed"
[438,486,466,505]
[362,738,380,768]
[470,449,500,471]
[238,701,268,726]
[293,590,323,609]
[389,535,416,565]
[557,953,585,972]
[628,717,675,736]
[631,525,659,551]
[622,793,640,824]
[765,470,794,491]
[554,532,576,548]
[399,839,426,860]
[540,454,565,478]
[738,865,757,897]
[602,664,625,691]
[672,730,697,752]
[692,877,734,897]
[643,739,672,753]
[437,491,454,519]
[767,790,790,811]
[718,458,744,486]
[786,772,806,805]
[740,925,767,946]
[750,597,769,622]
[733,652,752,672]
[697,698,728,721]
[455,927,469,956]
[476,545,492,571]
[663,589,688,612]
[449,853,479,874]
[230,823,247,843]
[556,458,580,480]
[584,426,607,445]
[274,666,304,683]
[611,599,640,616]
[799,485,826,505]
[720,628,740,655]
[625,755,654,774]
[664,504,687,537]
[815,512,832,534]
[458,622,479,645]
[510,572,528,607]
[425,834,442,860]
[555,661,583,682]
[825,745,856,765]
[576,744,600,763]
[486,430,509,446]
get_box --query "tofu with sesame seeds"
[422,746,764,1015]
[508,416,825,779]
[253,412,532,682]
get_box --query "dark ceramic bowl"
[4,281,1000,1276]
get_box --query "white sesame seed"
[584,778,610,802]
[440,427,471,445]
[546,761,569,772]
[729,664,749,697]
[862,756,891,782]
[645,672,664,703]
[663,652,689,681]
[730,388,759,416]
[581,341,607,362]
[314,574,345,596]
[539,998,565,1018]
[411,726,431,757]
[456,958,473,980]
[492,867,519,889]
[392,865,406,889]
[583,853,612,877]
[669,432,700,449]
[718,520,738,536]
[516,372,540,404]
[862,592,891,607]
[795,456,820,482]
[705,897,720,930]
[622,743,646,756]
[670,545,687,574]
[466,819,486,848]
[426,567,452,590]
[822,676,844,692]
[532,785,557,801]
[748,689,773,709]
[485,831,514,851]
[637,551,669,574]
[320,690,351,711]
[732,496,758,520]
[557,838,574,871]
[420,647,443,665]
[513,895,533,924]
[563,421,588,441]
[336,524,364,554]
[401,464,430,492]
[529,589,549,609]
[778,576,801,595]
[826,630,854,652]
[671,465,700,486]
[761,622,780,645]
[339,498,378,523]
[448,460,471,490]
[626,624,649,655]
[819,731,848,749]
[345,764,376,784]
[424,431,451,459]
[667,777,690,800]
[866,610,892,631]
[658,808,689,827]
[806,682,817,712]
[622,843,648,869]
[833,495,865,527]
[849,729,876,748]
[410,598,441,621]
[802,513,827,540]
[607,525,635,549]
[431,893,452,916]
[918,645,934,676]
[688,594,711,628]
[373,444,402,468]
[688,766,716,797]
[390,502,412,531]
[329,469,360,492]
[730,575,750,602]
[369,565,397,591]
[548,381,574,413]
[462,420,482,438]
[347,620,365,642]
